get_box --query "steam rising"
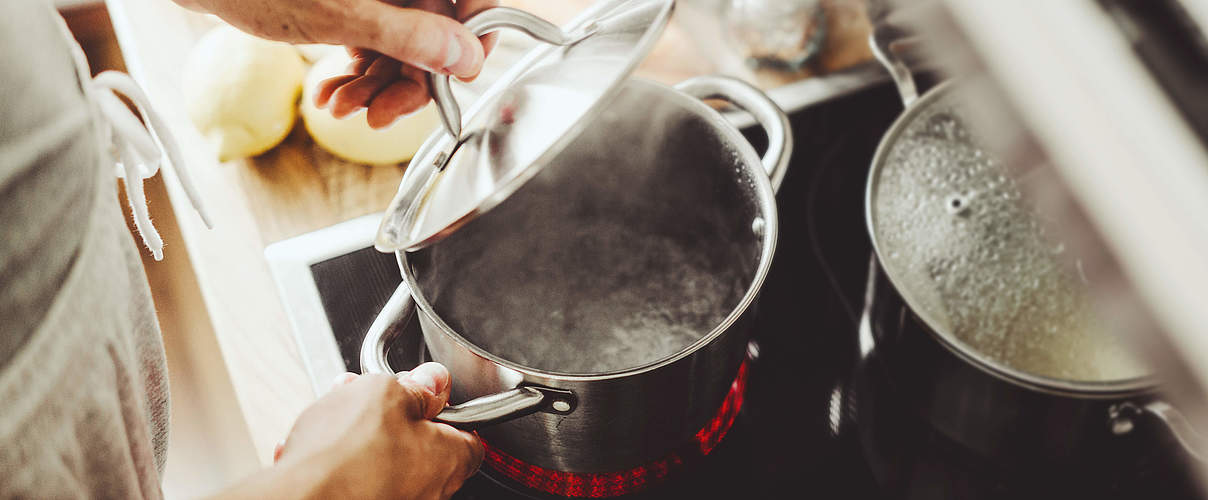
[411,81,763,375]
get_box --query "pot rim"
[865,80,1156,397]
[398,77,780,382]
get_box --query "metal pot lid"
[868,83,1149,387]
[375,0,674,252]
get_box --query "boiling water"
[411,81,762,375]
[428,217,749,374]
[873,97,1147,382]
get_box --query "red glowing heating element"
[482,359,751,498]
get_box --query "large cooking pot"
[359,0,791,485]
[861,26,1205,466]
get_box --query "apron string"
[91,70,212,260]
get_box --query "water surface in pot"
[871,90,1147,383]
[428,215,747,374]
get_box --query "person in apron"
[0,0,492,497]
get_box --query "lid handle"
[429,7,594,140]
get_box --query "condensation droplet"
[751,217,766,236]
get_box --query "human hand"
[274,363,483,500]
[178,0,497,128]
[314,0,500,129]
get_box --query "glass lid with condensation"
[869,84,1149,385]
[374,0,674,252]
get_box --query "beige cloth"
[0,1,170,498]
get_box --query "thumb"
[396,362,453,420]
[348,3,484,79]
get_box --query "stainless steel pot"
[860,24,1206,465]
[359,6,790,474]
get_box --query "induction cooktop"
[266,71,1201,499]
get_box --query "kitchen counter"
[103,0,873,466]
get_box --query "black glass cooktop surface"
[304,80,1201,499]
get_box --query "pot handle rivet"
[1108,402,1141,435]
[747,340,761,362]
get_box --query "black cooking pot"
[864,260,1157,464]
[861,28,1205,466]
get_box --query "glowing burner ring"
[481,359,751,498]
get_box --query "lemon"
[300,53,438,165]
[183,25,305,162]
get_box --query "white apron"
[1,1,207,497]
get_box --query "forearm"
[206,456,339,500]
[204,369,477,500]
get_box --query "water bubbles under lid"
[871,90,1146,383]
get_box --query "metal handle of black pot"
[428,7,596,139]
[868,18,919,106]
[359,283,572,430]
[1110,400,1208,462]
[675,76,793,192]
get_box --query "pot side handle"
[359,283,574,430]
[1110,400,1207,462]
[428,7,596,140]
[359,283,416,377]
[868,7,920,106]
[436,385,576,431]
[675,76,793,192]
